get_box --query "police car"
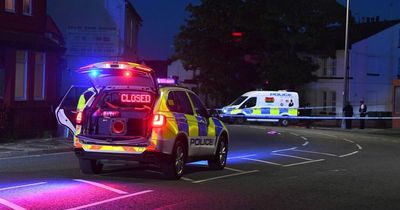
[55,61,229,179]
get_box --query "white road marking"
[339,151,359,158]
[272,147,297,153]
[272,153,313,161]
[313,132,338,138]
[301,136,308,140]
[356,144,363,150]
[249,126,265,130]
[290,132,299,136]
[302,141,309,146]
[227,154,257,159]
[73,179,128,195]
[343,138,355,144]
[0,198,26,210]
[0,152,73,160]
[145,170,162,174]
[181,177,195,182]
[240,157,283,166]
[0,182,47,192]
[283,159,325,167]
[225,167,244,173]
[293,149,338,157]
[66,190,153,210]
[191,170,259,184]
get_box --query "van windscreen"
[230,96,248,106]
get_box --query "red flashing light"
[232,32,243,37]
[76,111,83,124]
[124,71,132,77]
[152,114,166,128]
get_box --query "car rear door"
[55,86,94,135]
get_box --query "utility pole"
[342,0,350,128]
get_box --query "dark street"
[1,125,399,209]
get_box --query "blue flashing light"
[157,78,176,84]
[89,70,100,77]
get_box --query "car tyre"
[79,159,103,174]
[208,135,228,170]
[162,141,186,180]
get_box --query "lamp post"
[342,0,350,128]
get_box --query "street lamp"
[342,0,350,128]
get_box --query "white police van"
[221,91,299,126]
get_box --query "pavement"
[0,136,72,158]
[0,125,399,159]
[310,126,400,137]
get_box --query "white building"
[302,21,400,115]
[167,60,198,88]
[47,0,142,94]
[168,60,218,106]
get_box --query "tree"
[174,0,350,105]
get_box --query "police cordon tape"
[218,114,400,120]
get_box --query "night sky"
[130,0,199,60]
[132,0,399,61]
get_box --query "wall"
[302,23,400,115]
[349,23,400,112]
[47,0,141,95]
[0,0,46,33]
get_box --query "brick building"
[0,0,65,138]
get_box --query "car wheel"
[162,141,186,180]
[208,135,228,170]
[79,159,103,174]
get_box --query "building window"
[15,51,28,101]
[129,19,134,47]
[330,58,337,76]
[331,91,336,112]
[34,52,45,100]
[0,68,4,99]
[322,59,328,76]
[322,91,336,113]
[398,29,400,48]
[322,91,327,112]
[23,0,32,15]
[5,0,15,12]
[398,57,400,77]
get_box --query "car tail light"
[152,114,166,128]
[76,111,83,124]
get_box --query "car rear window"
[92,71,156,89]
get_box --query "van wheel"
[235,115,245,124]
[79,159,103,174]
[162,141,186,180]
[208,135,228,170]
[280,118,289,127]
